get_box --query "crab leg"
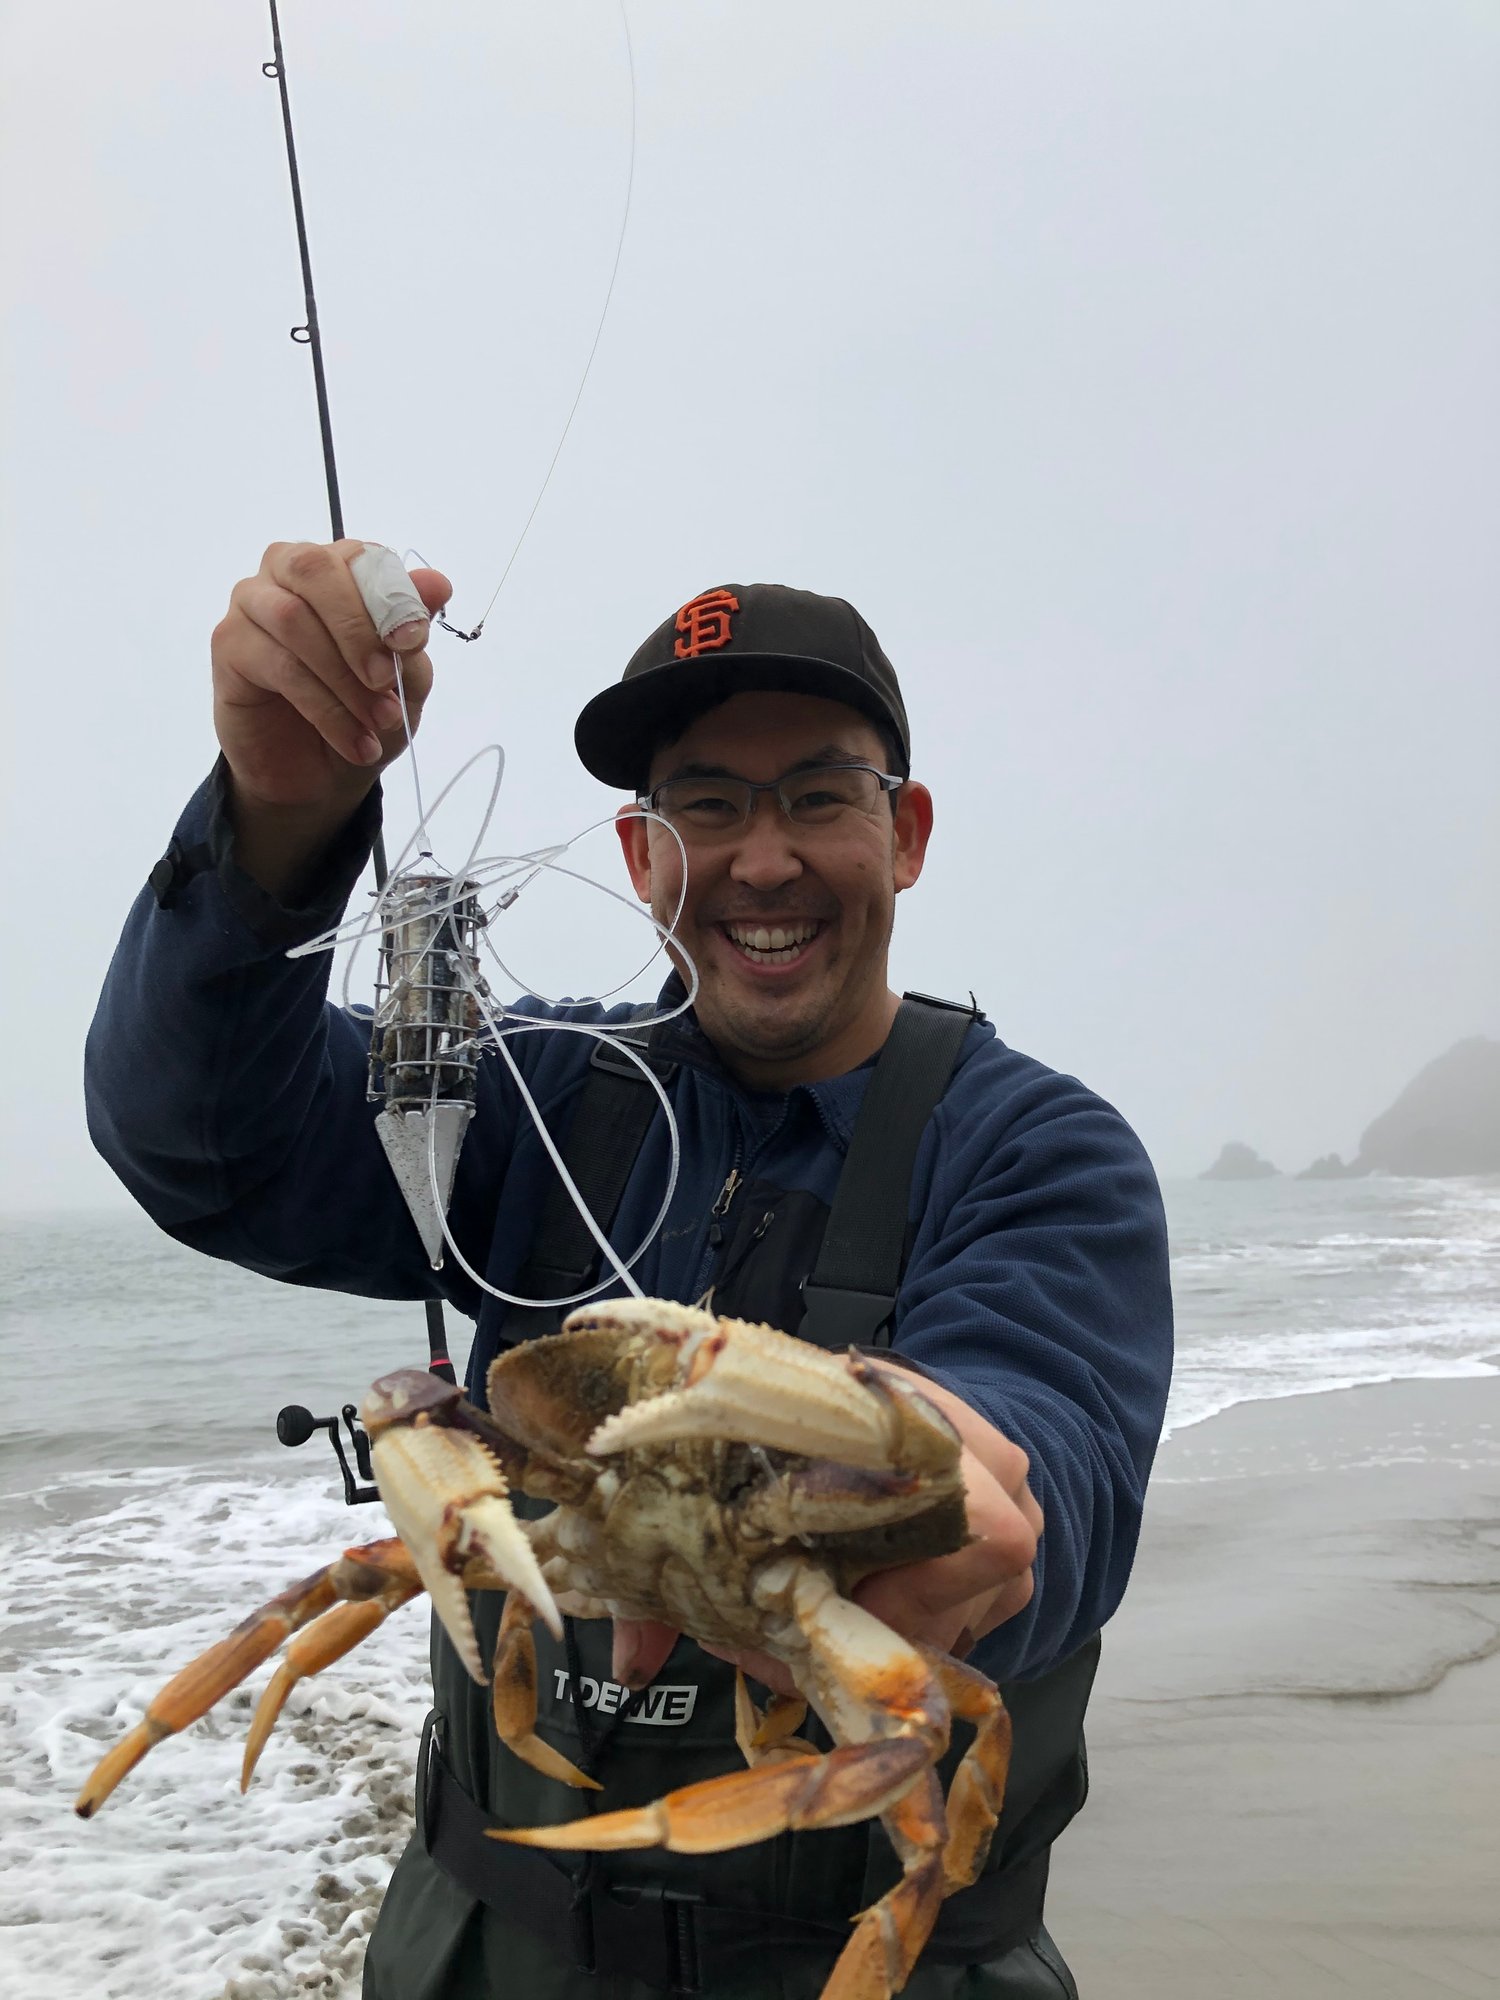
[75,1539,420,1819]
[241,1572,423,1788]
[734,1674,813,1766]
[821,1768,948,2000]
[492,1730,933,1855]
[922,1648,1010,1892]
[824,1657,1011,1996]
[490,1589,601,1792]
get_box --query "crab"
[76,1298,1011,1999]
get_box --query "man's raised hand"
[210,541,450,896]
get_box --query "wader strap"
[501,1013,675,1346]
[417,1715,1048,1985]
[797,991,976,1349]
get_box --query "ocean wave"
[0,1466,430,2000]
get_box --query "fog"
[3,0,1496,1208]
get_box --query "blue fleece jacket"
[86,767,1173,1684]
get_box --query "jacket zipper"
[708,1165,742,1248]
[691,1153,743,1304]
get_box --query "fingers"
[261,540,438,690]
[961,1447,1041,1576]
[849,1430,1041,1658]
[410,567,453,618]
[698,1641,799,1700]
[216,599,404,768]
[214,620,385,768]
[862,1360,1043,1559]
[611,1617,680,1692]
[215,541,445,771]
[261,541,385,689]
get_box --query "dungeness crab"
[76,1299,1011,1998]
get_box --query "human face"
[615,692,933,1089]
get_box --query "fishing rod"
[262,0,457,1417]
[263,0,344,545]
[258,1,642,1473]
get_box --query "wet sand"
[1047,1372,1500,1998]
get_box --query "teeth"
[725,921,818,958]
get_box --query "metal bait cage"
[368,873,489,1111]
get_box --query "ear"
[891,781,933,893]
[615,804,653,901]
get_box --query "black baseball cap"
[573,582,911,791]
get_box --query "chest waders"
[364,997,1097,2000]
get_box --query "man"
[87,542,1173,2000]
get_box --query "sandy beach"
[1047,1372,1500,1999]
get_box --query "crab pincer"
[363,1369,562,1679]
[578,1299,960,1480]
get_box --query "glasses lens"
[653,777,753,831]
[781,766,884,823]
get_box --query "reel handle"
[273,1402,380,1506]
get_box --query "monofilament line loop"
[288,732,698,1311]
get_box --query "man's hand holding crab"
[615,1368,1043,1700]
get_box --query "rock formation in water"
[1201,1141,1280,1181]
[1298,1152,1360,1180]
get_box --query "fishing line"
[432,0,639,642]
[425,1016,681,1307]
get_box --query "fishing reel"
[275,1399,380,1506]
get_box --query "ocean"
[2,1178,1497,1999]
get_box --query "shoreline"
[1160,1347,1500,1447]
[1047,1370,1500,1997]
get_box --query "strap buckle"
[901,987,979,1018]
[608,1880,705,1995]
[417,1707,442,1851]
[589,1031,677,1081]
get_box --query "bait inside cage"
[368,873,489,1109]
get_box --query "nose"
[727,795,804,891]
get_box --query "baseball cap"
[573,583,911,791]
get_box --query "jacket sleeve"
[891,1051,1174,1681]
[84,764,518,1303]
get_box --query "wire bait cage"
[368,873,490,1111]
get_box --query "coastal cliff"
[1352,1037,1500,1177]
[1293,1038,1500,1179]
[1204,1039,1500,1182]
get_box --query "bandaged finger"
[349,543,430,645]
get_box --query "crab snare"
[368,870,489,1268]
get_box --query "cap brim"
[574,653,904,790]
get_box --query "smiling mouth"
[718,919,826,968]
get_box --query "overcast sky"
[3,0,1496,1208]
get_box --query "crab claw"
[363,1371,561,1680]
[575,1306,959,1479]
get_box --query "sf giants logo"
[673,587,740,659]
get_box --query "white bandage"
[350,542,430,643]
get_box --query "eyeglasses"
[639,761,903,836]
